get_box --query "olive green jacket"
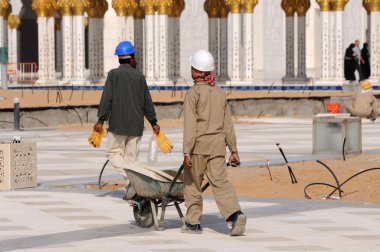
[183,82,237,156]
[97,64,157,136]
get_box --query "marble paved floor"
[0,118,379,251]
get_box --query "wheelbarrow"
[123,162,187,231]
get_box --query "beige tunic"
[346,92,380,119]
[183,82,237,156]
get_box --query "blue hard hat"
[115,41,135,56]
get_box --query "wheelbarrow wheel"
[133,199,154,227]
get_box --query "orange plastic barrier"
[327,102,341,114]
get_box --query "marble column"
[134,10,144,74]
[72,15,85,82]
[369,11,380,80]
[61,15,73,82]
[125,15,134,42]
[219,16,228,80]
[7,15,21,66]
[284,16,295,79]
[242,8,253,81]
[295,0,311,81]
[230,12,241,81]
[116,16,126,42]
[208,17,219,75]
[157,13,169,81]
[46,17,56,80]
[320,11,330,80]
[55,19,63,73]
[143,13,155,81]
[173,17,181,79]
[0,14,8,89]
[297,16,307,79]
[168,15,175,80]
[88,18,104,80]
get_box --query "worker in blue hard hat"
[94,41,160,179]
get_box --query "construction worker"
[346,81,379,122]
[182,49,246,236]
[93,41,160,178]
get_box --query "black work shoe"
[181,222,203,234]
[230,211,247,236]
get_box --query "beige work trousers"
[184,154,241,225]
[106,132,141,179]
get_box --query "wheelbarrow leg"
[157,198,169,230]
[149,200,161,230]
[174,202,185,226]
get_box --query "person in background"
[346,81,379,122]
[182,49,246,236]
[361,42,371,80]
[352,40,365,82]
[344,44,356,82]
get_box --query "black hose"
[304,160,380,200]
[315,160,343,198]
[98,160,109,189]
[342,137,347,161]
[276,143,298,184]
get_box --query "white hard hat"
[190,49,215,72]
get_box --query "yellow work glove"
[156,130,173,154]
[88,127,106,148]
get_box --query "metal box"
[0,142,37,190]
[313,114,362,155]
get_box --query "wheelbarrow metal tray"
[124,168,184,200]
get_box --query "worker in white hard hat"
[346,80,379,122]
[182,49,246,236]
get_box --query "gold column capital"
[295,0,310,16]
[204,0,220,18]
[140,0,155,15]
[8,15,21,29]
[154,0,173,15]
[57,0,72,16]
[173,0,185,17]
[330,0,349,11]
[88,0,108,18]
[281,0,296,16]
[224,0,241,13]
[363,0,380,12]
[0,0,11,18]
[316,0,331,11]
[72,0,90,16]
[220,0,230,17]
[134,7,145,19]
[241,0,258,13]
[32,0,57,17]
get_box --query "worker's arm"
[183,90,197,166]
[371,95,380,117]
[224,101,240,166]
[143,78,160,134]
[94,72,113,132]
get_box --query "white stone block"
[0,142,37,190]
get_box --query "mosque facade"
[0,0,379,87]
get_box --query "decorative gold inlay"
[316,0,331,11]
[32,0,57,17]
[241,0,258,13]
[281,0,296,16]
[72,0,90,16]
[174,0,185,17]
[224,0,240,13]
[295,0,310,16]
[0,0,10,18]
[140,0,155,15]
[363,0,380,12]
[88,0,108,18]
[154,0,173,15]
[330,0,349,11]
[204,0,220,18]
[8,15,21,29]
[113,0,138,16]
[57,0,73,16]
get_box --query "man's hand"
[152,124,160,134]
[228,151,240,167]
[93,122,103,133]
[183,155,192,169]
